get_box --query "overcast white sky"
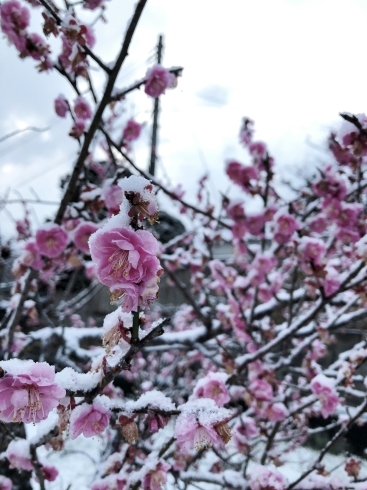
[1,0,367,239]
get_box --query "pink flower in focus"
[0,360,66,423]
[248,379,273,402]
[0,476,12,490]
[310,374,339,418]
[145,65,171,98]
[193,372,230,407]
[89,226,163,312]
[36,223,68,258]
[74,96,92,120]
[273,212,300,244]
[175,399,232,450]
[73,221,98,254]
[122,119,141,143]
[69,399,110,439]
[143,462,171,490]
[250,465,287,490]
[5,439,32,471]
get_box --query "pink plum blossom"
[64,85,79,113]
[143,461,171,490]
[0,476,12,490]
[122,119,141,143]
[74,96,92,120]
[226,160,258,191]
[20,239,45,269]
[84,0,106,9]
[266,402,288,422]
[0,360,66,423]
[250,465,287,490]
[248,379,273,402]
[299,237,326,267]
[73,221,98,254]
[36,223,68,258]
[69,399,110,439]
[175,399,232,450]
[0,0,30,52]
[89,226,163,312]
[70,119,86,138]
[273,212,300,244]
[192,372,230,407]
[144,65,171,98]
[323,267,341,297]
[103,183,124,215]
[249,141,267,158]
[310,374,339,418]
[41,465,59,482]
[312,167,347,200]
[5,439,32,471]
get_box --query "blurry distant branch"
[0,199,59,206]
[0,126,49,144]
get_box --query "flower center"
[109,249,130,278]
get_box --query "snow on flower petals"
[36,223,69,258]
[0,359,66,424]
[192,372,230,407]
[5,439,33,471]
[175,399,232,450]
[310,373,340,418]
[249,464,287,490]
[69,398,110,439]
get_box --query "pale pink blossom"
[145,65,171,98]
[54,95,69,118]
[25,32,49,61]
[73,221,98,254]
[103,183,124,215]
[69,399,110,439]
[89,226,162,312]
[248,379,273,401]
[250,465,287,490]
[311,374,339,418]
[249,141,267,158]
[0,476,12,490]
[5,439,32,471]
[0,360,66,423]
[266,402,288,422]
[193,372,230,407]
[246,213,265,236]
[122,119,141,143]
[74,96,92,120]
[143,461,171,490]
[323,267,341,297]
[36,223,68,258]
